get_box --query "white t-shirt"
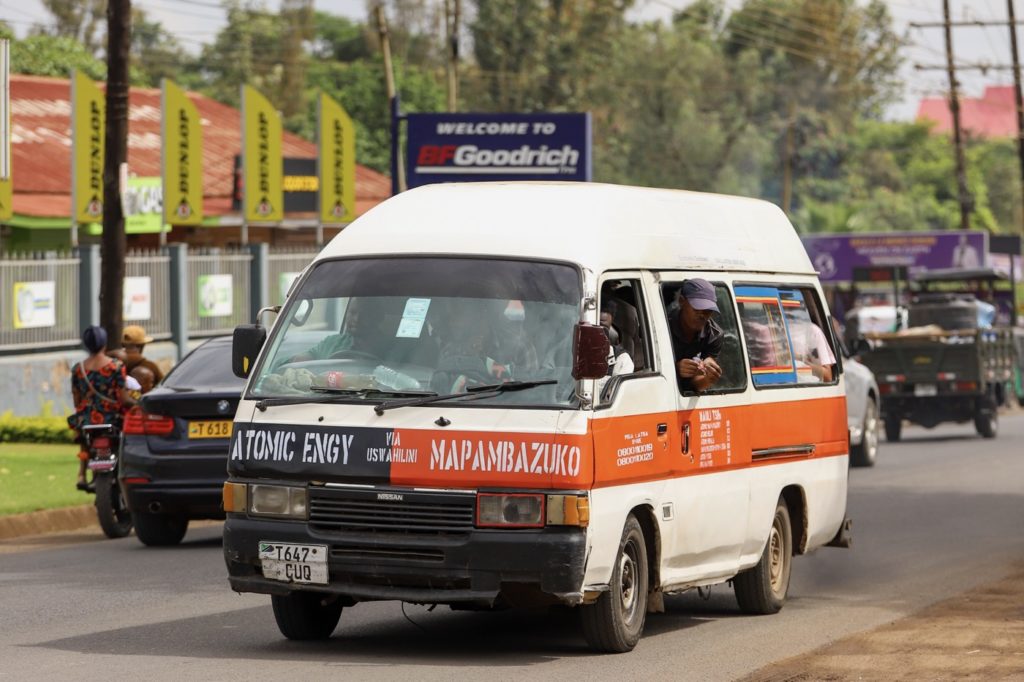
[790,322,836,382]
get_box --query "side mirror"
[572,323,611,380]
[853,337,871,357]
[232,324,267,378]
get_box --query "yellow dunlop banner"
[161,79,203,225]
[317,92,355,224]
[0,178,11,223]
[241,85,282,222]
[71,70,105,223]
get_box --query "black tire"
[94,475,133,539]
[271,592,344,641]
[581,514,649,653]
[883,415,902,443]
[974,403,998,439]
[850,398,879,468]
[134,511,189,546]
[734,498,792,615]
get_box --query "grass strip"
[0,443,86,516]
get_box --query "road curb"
[0,505,96,541]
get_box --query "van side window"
[599,280,651,373]
[736,285,837,387]
[661,282,747,394]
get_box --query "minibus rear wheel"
[734,499,792,615]
[581,514,649,653]
[271,592,343,640]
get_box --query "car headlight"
[249,484,307,519]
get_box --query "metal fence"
[0,252,81,352]
[186,248,253,337]
[125,249,172,340]
[268,249,317,306]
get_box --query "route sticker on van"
[259,542,328,585]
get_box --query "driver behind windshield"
[287,298,390,363]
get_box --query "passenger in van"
[288,298,389,363]
[788,319,836,383]
[433,301,509,392]
[667,279,724,393]
[597,307,635,397]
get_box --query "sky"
[0,0,1019,120]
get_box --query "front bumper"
[223,516,588,606]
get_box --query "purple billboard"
[801,231,989,283]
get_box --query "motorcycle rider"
[68,326,128,489]
[121,325,164,389]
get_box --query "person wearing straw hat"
[122,325,164,389]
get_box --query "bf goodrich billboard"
[405,113,592,189]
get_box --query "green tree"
[9,33,106,80]
[131,9,192,87]
[467,0,633,111]
[35,0,107,54]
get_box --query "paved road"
[3,415,1023,681]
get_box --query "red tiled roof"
[10,74,391,219]
[916,85,1019,138]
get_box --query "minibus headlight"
[476,493,545,528]
[249,484,307,519]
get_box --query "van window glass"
[250,257,582,408]
[597,279,650,402]
[736,286,797,386]
[661,282,747,394]
[736,285,837,387]
[779,287,838,384]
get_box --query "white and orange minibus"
[223,182,851,652]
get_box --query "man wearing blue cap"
[668,278,724,393]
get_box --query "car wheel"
[133,512,188,546]
[272,592,343,640]
[850,399,879,467]
[883,415,902,442]
[581,514,649,653]
[974,400,998,439]
[734,498,792,615]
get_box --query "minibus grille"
[308,487,476,535]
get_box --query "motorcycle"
[79,423,133,538]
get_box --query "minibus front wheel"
[581,514,649,653]
[271,592,344,640]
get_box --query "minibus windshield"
[250,257,582,408]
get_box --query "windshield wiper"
[255,387,434,411]
[374,379,558,415]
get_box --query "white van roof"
[319,182,816,276]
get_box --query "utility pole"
[101,0,130,348]
[1008,0,1024,238]
[444,0,461,111]
[943,0,973,231]
[376,4,405,192]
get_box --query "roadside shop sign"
[121,176,167,234]
[405,112,592,189]
[71,70,105,224]
[123,276,152,321]
[12,280,55,329]
[197,274,233,318]
[802,231,989,283]
[162,78,203,225]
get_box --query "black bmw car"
[121,336,244,546]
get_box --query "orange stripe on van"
[382,396,846,490]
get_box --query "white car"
[844,352,880,467]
